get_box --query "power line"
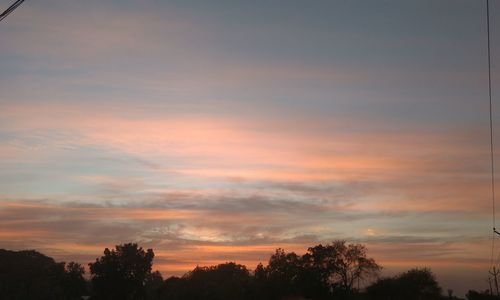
[0,0,25,23]
[488,0,495,231]
[488,0,495,229]
[487,0,498,270]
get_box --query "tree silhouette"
[0,249,85,300]
[186,262,252,300]
[304,240,381,295]
[62,261,87,299]
[466,289,499,300]
[144,270,164,300]
[366,267,442,300]
[2,241,478,300]
[253,262,272,299]
[252,241,379,299]
[89,243,155,300]
[265,248,303,298]
[159,262,253,300]
[162,276,187,300]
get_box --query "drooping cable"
[0,0,25,23]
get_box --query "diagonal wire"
[0,0,25,23]
[0,0,24,20]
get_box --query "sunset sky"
[1,0,499,296]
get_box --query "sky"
[0,0,499,296]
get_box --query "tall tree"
[265,248,303,298]
[89,243,155,300]
[304,240,381,294]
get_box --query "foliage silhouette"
[181,262,253,299]
[144,270,165,300]
[1,241,488,300]
[304,241,381,295]
[89,243,156,300]
[366,268,442,300]
[0,249,85,300]
[466,289,500,300]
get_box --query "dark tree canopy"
[144,270,165,300]
[193,262,252,299]
[265,248,303,298]
[466,289,499,300]
[251,241,381,300]
[366,268,442,300]
[0,249,85,300]
[0,241,459,300]
[162,262,253,300]
[139,241,381,300]
[89,243,155,300]
[62,261,87,299]
[304,240,381,294]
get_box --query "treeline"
[0,249,86,299]
[0,241,496,300]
